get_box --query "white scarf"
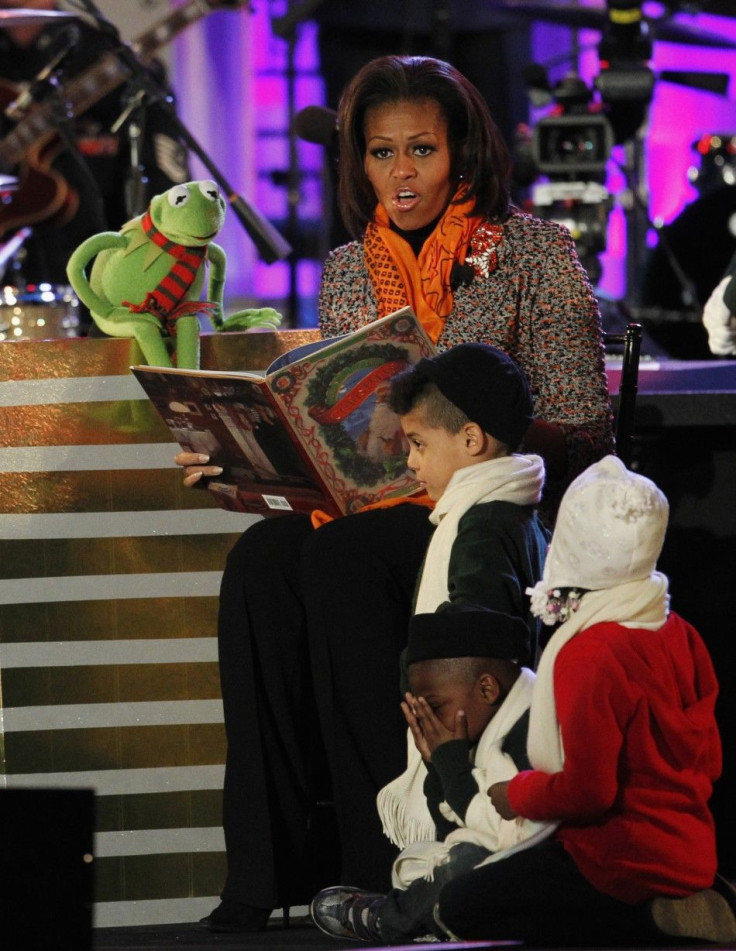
[414,454,546,614]
[527,572,671,772]
[377,667,539,852]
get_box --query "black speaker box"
[1,787,94,950]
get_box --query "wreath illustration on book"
[305,343,411,485]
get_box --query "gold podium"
[0,330,318,928]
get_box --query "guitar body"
[0,80,78,236]
[0,0,248,240]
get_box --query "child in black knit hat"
[311,604,554,944]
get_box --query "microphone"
[294,105,338,146]
[5,25,81,120]
[450,260,475,290]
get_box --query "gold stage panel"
[0,329,320,929]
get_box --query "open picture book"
[132,308,436,518]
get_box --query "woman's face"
[363,98,453,231]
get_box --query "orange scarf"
[310,491,434,529]
[363,190,483,344]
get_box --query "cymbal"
[0,9,79,28]
[492,2,736,50]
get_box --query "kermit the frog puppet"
[66,180,282,368]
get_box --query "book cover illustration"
[267,309,433,515]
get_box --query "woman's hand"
[174,451,223,488]
[488,780,517,820]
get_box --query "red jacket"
[508,612,721,903]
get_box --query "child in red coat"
[435,455,735,945]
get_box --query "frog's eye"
[168,185,190,207]
[199,181,220,202]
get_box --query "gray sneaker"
[310,885,386,942]
[650,881,736,945]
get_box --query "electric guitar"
[0,0,250,237]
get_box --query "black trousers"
[437,840,662,946]
[217,504,434,909]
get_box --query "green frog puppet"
[66,180,282,368]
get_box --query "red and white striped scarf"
[125,210,207,320]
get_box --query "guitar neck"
[0,0,244,172]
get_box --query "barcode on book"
[263,495,293,511]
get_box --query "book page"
[132,366,336,517]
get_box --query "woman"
[178,56,613,932]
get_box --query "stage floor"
[91,916,736,951]
[93,915,341,950]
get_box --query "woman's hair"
[336,55,512,238]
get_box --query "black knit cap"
[415,343,533,450]
[406,603,530,666]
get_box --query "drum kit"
[0,6,83,340]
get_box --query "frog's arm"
[66,232,129,319]
[206,241,227,328]
[219,307,283,332]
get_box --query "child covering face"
[311,606,553,944]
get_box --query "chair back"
[603,322,643,467]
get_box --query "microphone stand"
[43,68,109,239]
[111,86,149,219]
[74,0,291,264]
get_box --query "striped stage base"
[0,329,319,928]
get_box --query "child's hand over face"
[488,780,517,820]
[401,692,433,761]
[402,692,468,759]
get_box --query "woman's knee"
[225,513,312,577]
[300,505,431,586]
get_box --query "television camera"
[525,0,658,286]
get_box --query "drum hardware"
[0,225,31,284]
[0,10,80,29]
[0,174,19,193]
[0,283,80,341]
